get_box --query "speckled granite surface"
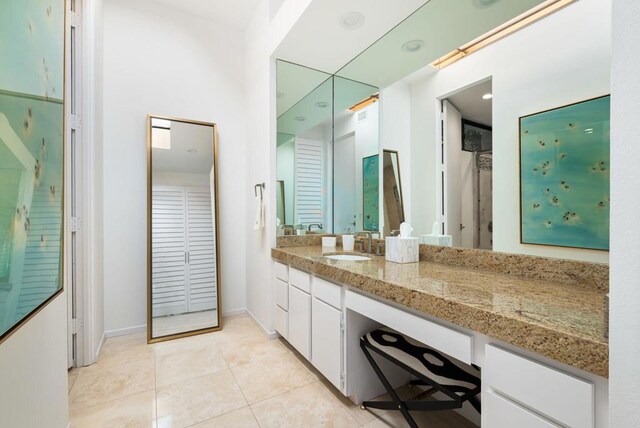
[272,246,609,378]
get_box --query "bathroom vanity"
[271,246,609,428]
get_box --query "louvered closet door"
[186,187,217,312]
[295,138,324,225]
[151,186,187,317]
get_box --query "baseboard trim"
[105,324,147,338]
[222,308,246,317]
[246,309,279,339]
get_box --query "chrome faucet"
[307,223,323,232]
[355,231,373,254]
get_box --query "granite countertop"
[271,246,609,378]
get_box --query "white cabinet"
[484,390,557,428]
[483,345,594,428]
[275,305,288,340]
[312,297,342,390]
[288,284,311,359]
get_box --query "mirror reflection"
[148,116,221,342]
[276,0,609,261]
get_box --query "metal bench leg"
[360,339,419,428]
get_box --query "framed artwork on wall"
[520,95,610,250]
[0,0,65,343]
[363,154,379,231]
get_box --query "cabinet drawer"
[274,261,288,282]
[274,277,288,310]
[484,390,557,428]
[275,305,288,339]
[313,277,342,310]
[485,345,594,428]
[289,268,311,293]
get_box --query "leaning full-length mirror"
[147,116,221,342]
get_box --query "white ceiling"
[447,79,493,126]
[149,0,259,30]
[274,0,429,74]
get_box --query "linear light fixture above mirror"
[430,0,577,69]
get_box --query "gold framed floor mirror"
[146,115,222,343]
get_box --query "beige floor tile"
[68,368,79,393]
[94,333,155,369]
[156,370,247,428]
[250,381,360,428]
[191,407,259,428]
[231,350,316,404]
[215,316,264,345]
[156,342,228,387]
[154,332,218,357]
[220,335,289,368]
[69,359,155,411]
[318,378,383,425]
[70,390,156,428]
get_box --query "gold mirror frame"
[146,115,222,344]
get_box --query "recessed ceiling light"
[482,93,493,100]
[187,149,197,153]
[473,0,500,8]
[276,91,285,99]
[294,116,306,122]
[339,11,365,30]
[315,101,329,108]
[401,39,425,53]
[585,128,594,133]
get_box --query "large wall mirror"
[147,115,221,343]
[275,0,610,263]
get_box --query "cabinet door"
[288,285,311,359]
[312,298,342,390]
[484,391,558,428]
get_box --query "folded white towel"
[253,195,264,231]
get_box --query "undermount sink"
[324,254,371,261]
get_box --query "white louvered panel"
[295,138,324,225]
[186,187,217,312]
[151,186,187,316]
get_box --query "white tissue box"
[421,234,453,247]
[385,237,419,264]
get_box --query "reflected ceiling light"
[401,39,425,53]
[315,101,329,108]
[430,0,576,69]
[585,128,594,133]
[276,91,285,98]
[482,93,493,100]
[294,116,306,121]
[473,0,500,8]
[339,11,365,30]
[349,94,379,112]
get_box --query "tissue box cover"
[385,237,419,264]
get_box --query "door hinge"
[68,114,83,130]
[71,318,83,334]
[70,217,83,232]
[340,318,345,332]
[68,10,82,27]
[340,372,345,388]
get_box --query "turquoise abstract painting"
[363,155,379,231]
[0,0,65,341]
[520,96,610,250]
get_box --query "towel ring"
[254,183,265,198]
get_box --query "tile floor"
[68,314,477,428]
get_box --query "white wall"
[0,295,68,427]
[152,172,209,187]
[103,0,247,334]
[610,0,640,425]
[405,0,610,263]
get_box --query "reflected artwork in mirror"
[147,115,221,342]
[0,0,65,343]
[520,95,610,250]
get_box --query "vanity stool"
[360,327,481,428]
